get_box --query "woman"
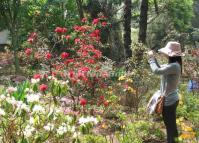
[148,41,183,143]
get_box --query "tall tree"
[0,0,21,73]
[76,0,84,20]
[138,0,148,44]
[123,0,132,59]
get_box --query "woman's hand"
[147,50,155,58]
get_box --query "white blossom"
[24,124,35,137]
[6,87,17,94]
[44,123,54,131]
[78,116,98,125]
[27,93,40,103]
[57,123,68,135]
[0,94,6,100]
[32,105,45,113]
[31,78,40,84]
[0,108,5,116]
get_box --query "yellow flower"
[127,87,136,94]
[118,76,126,81]
[126,79,133,83]
[182,125,193,132]
[179,132,196,139]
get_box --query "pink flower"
[92,18,99,25]
[33,74,42,79]
[61,52,69,59]
[68,70,75,78]
[65,35,71,41]
[74,38,81,44]
[81,18,87,23]
[101,21,107,27]
[46,53,52,59]
[55,27,67,33]
[25,48,32,56]
[80,98,87,106]
[27,32,37,43]
[39,84,48,91]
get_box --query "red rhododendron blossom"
[65,35,71,41]
[92,18,99,25]
[64,58,75,65]
[103,101,109,107]
[99,15,107,19]
[73,25,80,31]
[55,27,67,33]
[68,70,75,79]
[80,98,87,106]
[86,59,95,64]
[90,29,100,37]
[39,84,48,91]
[61,52,69,59]
[101,21,107,27]
[74,38,81,44]
[25,48,32,56]
[27,38,34,43]
[99,95,105,101]
[33,74,42,79]
[46,53,52,59]
[81,18,87,23]
[27,32,37,43]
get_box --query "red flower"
[65,35,71,41]
[25,48,32,56]
[74,38,81,44]
[103,101,109,107]
[46,53,52,59]
[55,27,67,33]
[39,84,48,91]
[81,18,87,23]
[99,95,105,101]
[33,74,42,79]
[86,59,95,64]
[92,18,99,25]
[61,52,69,59]
[27,32,37,43]
[80,98,87,106]
[64,58,75,65]
[68,70,75,78]
[27,38,34,43]
[101,21,107,27]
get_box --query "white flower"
[0,108,5,116]
[25,88,33,93]
[0,94,6,100]
[57,123,68,135]
[15,101,30,112]
[73,132,80,138]
[31,78,40,84]
[26,93,40,103]
[6,87,17,94]
[78,116,98,125]
[29,117,34,124]
[44,123,54,131]
[24,124,35,137]
[6,97,17,106]
[32,105,45,113]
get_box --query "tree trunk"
[138,0,148,44]
[154,0,159,14]
[123,0,132,59]
[76,0,84,20]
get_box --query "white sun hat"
[158,41,183,57]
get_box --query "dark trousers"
[162,101,179,143]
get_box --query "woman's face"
[158,53,169,63]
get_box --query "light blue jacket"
[148,58,180,106]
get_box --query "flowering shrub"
[23,15,112,112]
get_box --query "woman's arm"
[148,57,177,75]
